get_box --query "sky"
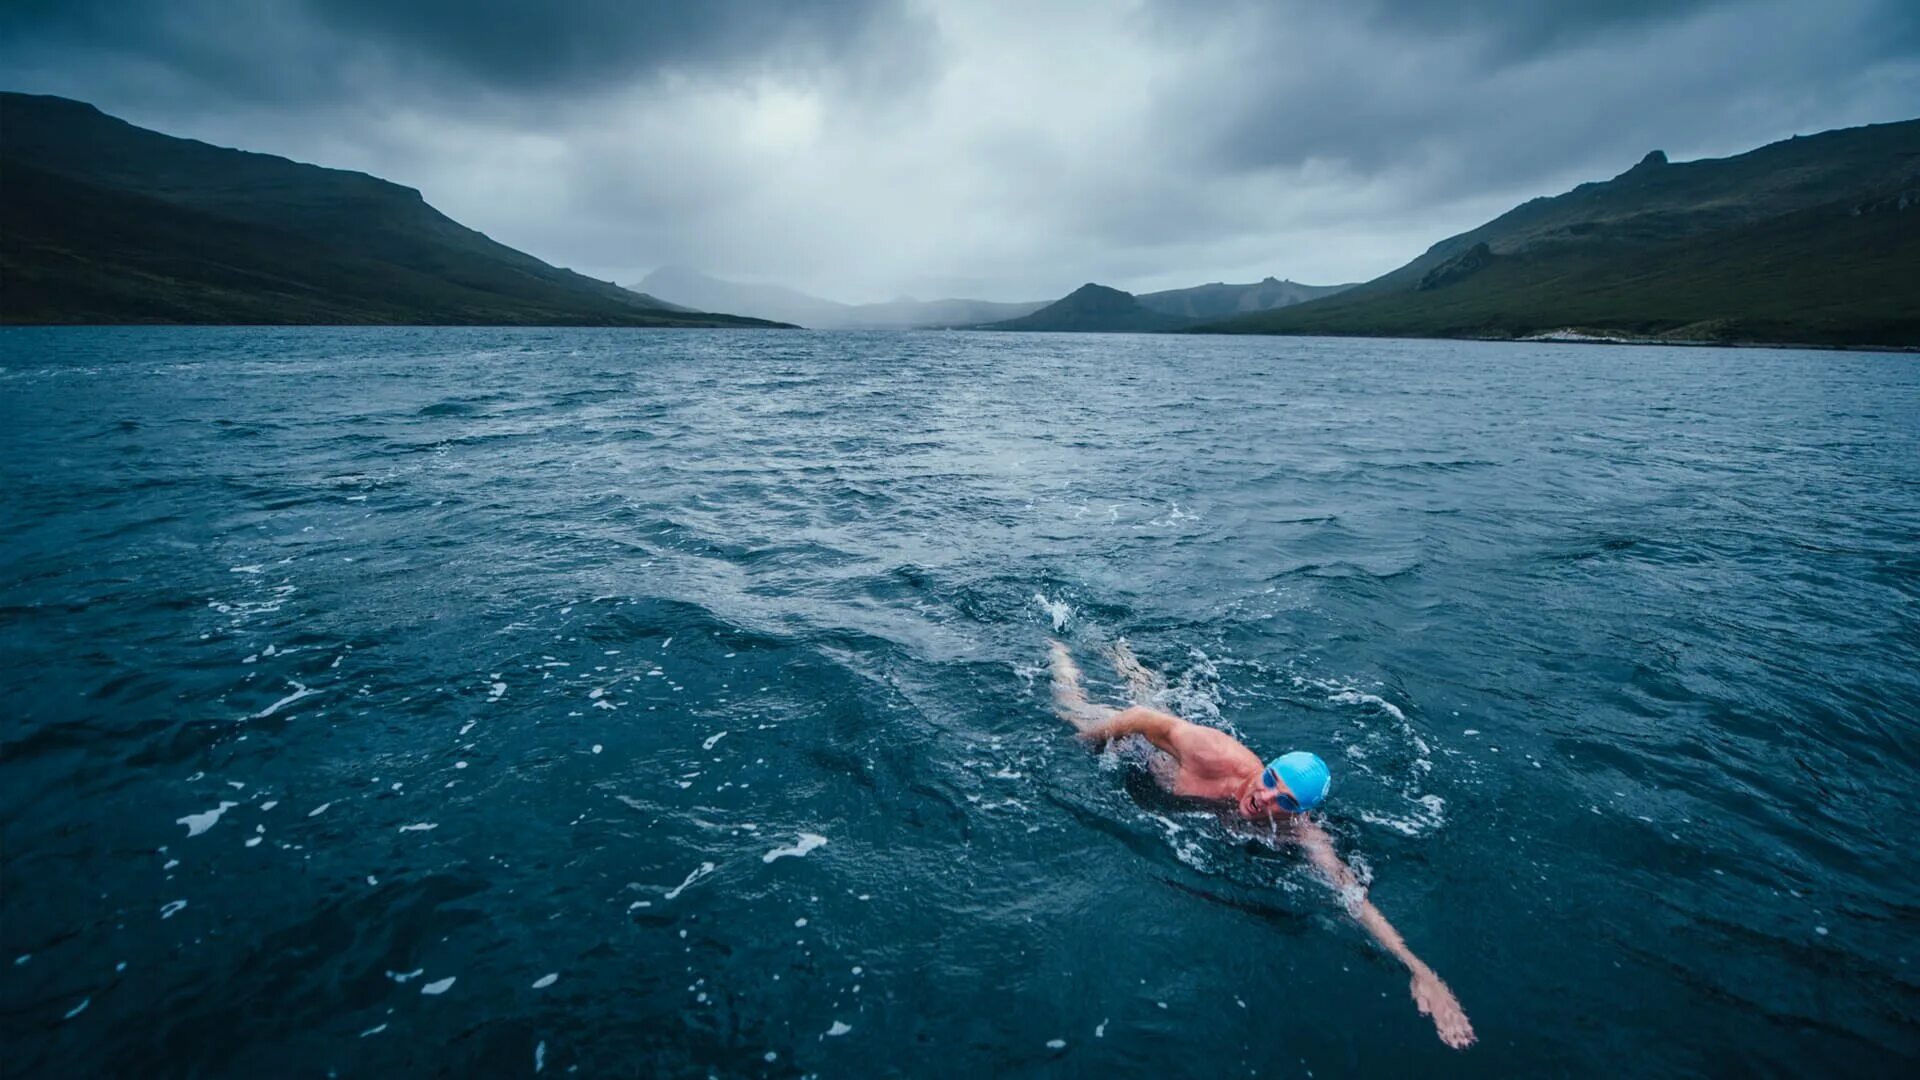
[4,0,1917,303]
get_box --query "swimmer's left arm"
[1294,818,1477,1050]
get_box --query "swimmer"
[1049,639,1477,1050]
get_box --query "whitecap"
[421,977,455,995]
[663,861,717,900]
[763,833,827,863]
[177,802,239,837]
[251,681,321,719]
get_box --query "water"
[2,327,1916,1077]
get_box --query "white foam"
[535,1040,547,1073]
[229,565,264,575]
[1095,1019,1107,1038]
[1046,1039,1067,1050]
[1329,688,1407,723]
[533,973,558,989]
[245,837,263,848]
[763,833,827,863]
[64,998,90,1020]
[1032,594,1073,631]
[260,801,278,811]
[826,1020,852,1037]
[178,802,239,837]
[307,802,332,817]
[664,861,716,900]
[421,977,455,995]
[251,681,321,719]
[701,731,728,750]
[387,968,424,982]
[399,823,438,833]
[160,899,187,919]
[359,1023,387,1037]
[488,682,507,701]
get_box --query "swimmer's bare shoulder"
[1080,706,1261,793]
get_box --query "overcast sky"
[5,0,1917,302]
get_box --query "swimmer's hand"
[1410,966,1476,1049]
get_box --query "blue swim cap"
[1262,751,1331,812]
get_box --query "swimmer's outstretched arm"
[1293,817,1477,1050]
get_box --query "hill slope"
[632,267,1048,329]
[973,283,1191,332]
[1203,120,1920,347]
[0,93,784,327]
[1137,276,1353,320]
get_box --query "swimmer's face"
[1244,782,1299,818]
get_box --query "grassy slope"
[975,284,1191,332]
[1,162,780,326]
[1205,120,1920,347]
[0,93,784,327]
[1136,278,1352,320]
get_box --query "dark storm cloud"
[0,0,929,108]
[2,1,1914,300]
[1149,0,1920,207]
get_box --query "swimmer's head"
[1258,751,1331,813]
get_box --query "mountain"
[0,93,786,327]
[972,283,1191,332]
[632,266,844,327]
[1200,119,1920,347]
[1136,276,1354,320]
[631,266,1048,329]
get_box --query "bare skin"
[1049,639,1477,1050]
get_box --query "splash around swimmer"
[1048,638,1476,1050]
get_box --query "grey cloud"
[0,0,934,109]
[2,1,1913,303]
[1155,0,1920,200]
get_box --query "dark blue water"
[2,327,1917,1077]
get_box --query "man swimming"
[1050,639,1477,1050]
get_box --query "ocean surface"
[2,327,1916,1077]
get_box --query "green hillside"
[1137,276,1352,320]
[974,283,1190,332]
[1203,120,1920,347]
[0,93,785,327]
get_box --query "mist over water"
[2,327,1916,1076]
